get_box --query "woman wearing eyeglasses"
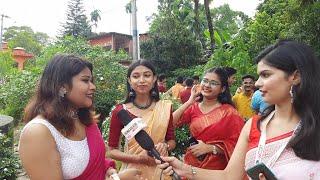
[173,67,244,170]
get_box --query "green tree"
[211,4,249,36]
[3,26,49,56]
[141,14,201,73]
[90,9,101,31]
[125,2,132,13]
[242,0,320,57]
[204,0,215,52]
[61,0,92,38]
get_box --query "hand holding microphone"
[117,109,181,180]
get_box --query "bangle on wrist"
[212,145,218,155]
[110,173,120,180]
[190,165,197,179]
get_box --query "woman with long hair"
[157,40,320,179]
[108,59,176,180]
[173,67,244,170]
[19,54,140,179]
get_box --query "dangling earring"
[59,88,67,98]
[129,87,135,98]
[289,85,294,103]
[151,88,157,98]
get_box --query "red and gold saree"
[177,103,244,170]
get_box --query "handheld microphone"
[117,109,181,180]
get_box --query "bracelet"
[212,145,218,155]
[190,165,197,178]
[110,173,120,180]
[164,142,170,151]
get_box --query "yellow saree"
[120,100,172,180]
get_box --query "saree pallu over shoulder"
[245,116,320,180]
[184,104,244,170]
[73,123,115,180]
[121,100,172,180]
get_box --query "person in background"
[251,89,269,115]
[223,67,237,87]
[173,67,244,170]
[157,40,320,180]
[232,75,256,121]
[165,76,184,100]
[193,75,202,92]
[157,73,167,93]
[179,78,193,104]
[192,75,200,86]
[19,54,140,180]
[108,60,176,180]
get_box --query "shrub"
[0,132,20,180]
[0,36,128,124]
[0,70,40,125]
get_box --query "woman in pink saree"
[19,55,140,179]
[157,40,320,179]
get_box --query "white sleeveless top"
[19,118,90,179]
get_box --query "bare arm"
[108,146,156,166]
[158,118,252,180]
[108,147,140,164]
[173,85,200,126]
[19,124,63,180]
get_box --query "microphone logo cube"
[121,117,147,140]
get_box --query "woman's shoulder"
[221,104,240,114]
[22,117,53,133]
[159,99,172,105]
[20,117,56,147]
[111,104,125,114]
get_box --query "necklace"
[133,100,153,109]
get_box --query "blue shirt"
[251,90,269,114]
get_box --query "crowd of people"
[18,39,320,180]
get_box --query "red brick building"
[88,32,149,57]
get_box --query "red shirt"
[158,82,166,93]
[108,104,175,148]
[179,87,192,103]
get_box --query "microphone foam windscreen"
[117,109,131,125]
[135,131,155,151]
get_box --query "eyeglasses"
[201,79,221,87]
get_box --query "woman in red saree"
[173,67,244,170]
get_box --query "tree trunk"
[204,0,215,52]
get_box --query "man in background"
[232,75,255,121]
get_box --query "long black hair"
[255,40,320,161]
[124,59,160,103]
[198,67,234,106]
[24,54,94,136]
